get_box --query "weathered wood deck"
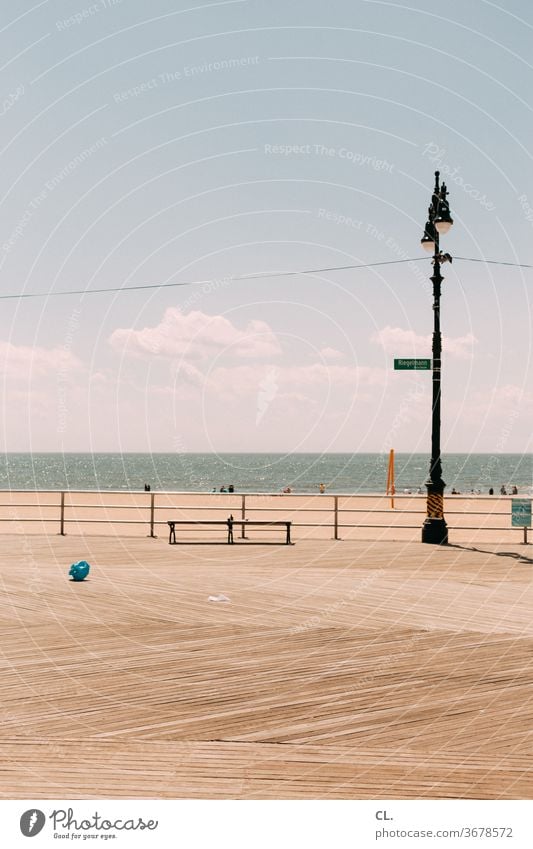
[0,534,532,798]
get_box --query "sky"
[1,0,533,453]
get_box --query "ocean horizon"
[0,453,530,495]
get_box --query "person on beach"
[220,486,227,493]
[489,487,494,495]
[500,485,507,495]
[282,486,292,493]
[228,484,234,493]
[512,485,518,495]
[319,483,326,494]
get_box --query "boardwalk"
[0,534,532,798]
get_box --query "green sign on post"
[394,358,432,370]
[511,499,531,527]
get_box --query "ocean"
[0,453,530,495]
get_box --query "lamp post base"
[421,517,448,545]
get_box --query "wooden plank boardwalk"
[0,534,532,798]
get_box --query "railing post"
[334,495,339,540]
[523,526,528,545]
[59,491,65,536]
[241,493,246,538]
[149,492,156,538]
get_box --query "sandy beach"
[0,532,531,799]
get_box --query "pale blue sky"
[0,0,532,452]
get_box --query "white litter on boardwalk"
[208,594,231,603]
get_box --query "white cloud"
[320,347,345,361]
[89,371,109,385]
[0,341,81,381]
[445,335,477,359]
[372,326,477,359]
[109,308,282,361]
[464,383,533,416]
[169,360,205,384]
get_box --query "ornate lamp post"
[420,171,453,545]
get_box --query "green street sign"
[394,358,432,370]
[511,499,531,527]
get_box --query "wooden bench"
[167,516,292,545]
[229,519,292,545]
[167,520,232,545]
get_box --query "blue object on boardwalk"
[69,560,90,581]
